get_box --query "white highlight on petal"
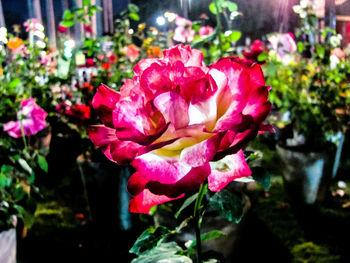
[188,103,207,125]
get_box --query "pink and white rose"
[88,44,272,213]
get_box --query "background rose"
[125,44,140,62]
[173,16,195,43]
[89,44,272,213]
[199,26,214,38]
[243,40,265,62]
[268,33,296,58]
[4,98,48,138]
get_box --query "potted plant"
[0,21,51,262]
[264,0,350,205]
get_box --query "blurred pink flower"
[58,25,67,33]
[268,33,296,58]
[4,98,47,138]
[331,48,345,60]
[199,26,214,38]
[23,18,41,32]
[125,45,140,62]
[66,104,91,122]
[85,58,95,67]
[200,13,209,20]
[243,40,265,62]
[173,16,195,43]
[84,24,92,33]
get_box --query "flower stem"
[193,182,207,263]
[20,120,28,153]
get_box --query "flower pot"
[77,159,133,231]
[0,228,16,263]
[276,144,333,205]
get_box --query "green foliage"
[291,242,340,263]
[251,167,271,191]
[228,31,241,42]
[130,226,171,256]
[131,242,192,263]
[209,3,218,15]
[257,52,268,62]
[209,189,244,223]
[129,13,140,21]
[175,193,198,219]
[37,155,48,173]
[187,230,225,249]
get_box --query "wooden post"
[27,0,34,18]
[0,0,5,27]
[61,0,71,36]
[181,0,189,19]
[33,0,42,22]
[103,0,109,33]
[326,0,336,31]
[46,0,56,47]
[74,0,84,44]
[95,0,103,37]
[108,0,114,33]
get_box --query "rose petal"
[129,189,184,213]
[88,125,140,165]
[131,153,191,186]
[3,121,21,138]
[208,150,251,192]
[153,91,189,129]
[113,98,168,145]
[179,134,220,167]
[92,84,121,127]
[128,162,211,197]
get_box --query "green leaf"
[83,0,90,6]
[257,52,268,62]
[188,230,224,248]
[297,42,304,53]
[9,78,20,89]
[37,155,48,173]
[129,13,140,21]
[251,167,270,191]
[209,3,218,14]
[245,151,261,163]
[28,172,35,184]
[209,189,243,223]
[175,193,198,219]
[63,10,73,20]
[131,242,192,263]
[316,45,325,57]
[14,204,35,228]
[222,1,238,12]
[90,5,100,12]
[0,170,12,187]
[130,226,171,256]
[61,20,75,28]
[192,24,200,32]
[128,4,140,13]
[84,39,94,47]
[18,158,32,175]
[229,31,241,42]
[14,185,26,202]
[1,164,14,174]
[222,42,231,51]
